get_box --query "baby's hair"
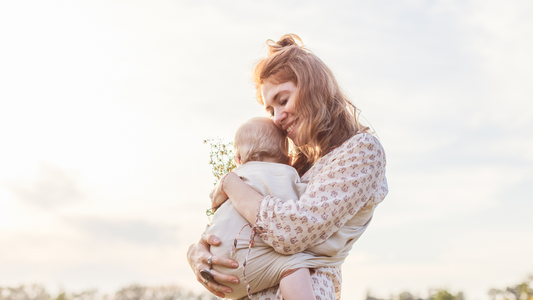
[234,117,289,165]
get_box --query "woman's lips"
[286,119,298,134]
[286,123,295,133]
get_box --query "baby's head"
[234,117,290,165]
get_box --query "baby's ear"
[234,156,242,165]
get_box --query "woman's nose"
[273,109,285,127]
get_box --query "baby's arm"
[279,268,315,300]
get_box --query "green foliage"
[0,285,218,300]
[433,290,454,300]
[204,137,236,217]
[114,284,217,300]
[0,285,50,300]
[55,293,69,300]
[489,275,533,300]
[430,290,463,300]
[365,287,463,300]
[398,292,418,300]
[364,275,533,300]
[204,137,236,185]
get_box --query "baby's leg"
[279,268,315,300]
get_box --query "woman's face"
[261,81,301,145]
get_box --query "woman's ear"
[234,156,242,165]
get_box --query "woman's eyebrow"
[273,90,290,102]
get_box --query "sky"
[0,0,532,299]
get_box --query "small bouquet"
[204,137,237,216]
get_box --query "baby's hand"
[210,172,232,211]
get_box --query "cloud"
[7,164,85,209]
[68,216,179,246]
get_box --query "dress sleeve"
[254,134,388,254]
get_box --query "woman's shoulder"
[330,132,384,159]
[302,133,384,181]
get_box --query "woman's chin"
[287,128,300,145]
[289,136,300,146]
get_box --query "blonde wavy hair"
[252,34,370,175]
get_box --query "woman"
[187,34,388,300]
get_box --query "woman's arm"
[222,133,388,255]
[212,172,263,224]
[259,134,388,254]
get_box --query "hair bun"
[266,34,304,54]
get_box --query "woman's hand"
[187,234,240,298]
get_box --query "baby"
[204,117,376,299]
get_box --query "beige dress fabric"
[208,133,388,300]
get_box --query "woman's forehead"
[261,81,297,105]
